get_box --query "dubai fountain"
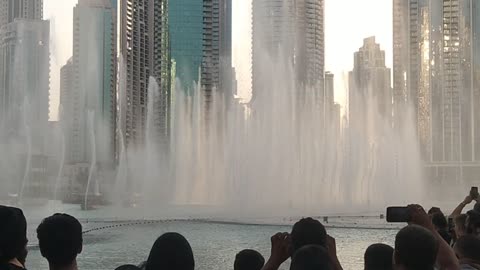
[106,52,426,220]
[0,10,429,221]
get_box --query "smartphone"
[471,187,479,200]
[386,206,410,223]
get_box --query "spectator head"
[454,214,468,238]
[291,218,327,254]
[428,207,443,216]
[146,233,194,270]
[115,265,141,270]
[474,202,480,213]
[364,243,394,270]
[0,206,28,264]
[394,225,438,270]
[453,235,480,263]
[290,245,331,270]
[234,249,265,270]
[37,213,83,268]
[466,210,480,236]
[431,213,448,230]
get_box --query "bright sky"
[44,0,392,120]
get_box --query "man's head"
[37,213,83,268]
[453,235,480,263]
[234,249,265,270]
[455,214,468,238]
[114,265,141,270]
[0,206,28,264]
[474,202,480,213]
[466,210,480,236]
[291,218,327,254]
[364,243,394,270]
[428,207,443,216]
[290,245,331,270]
[146,232,194,270]
[394,225,438,270]
[431,213,448,230]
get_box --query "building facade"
[63,0,117,166]
[252,0,324,103]
[120,0,172,148]
[0,0,45,139]
[120,0,233,148]
[0,19,49,152]
[0,0,43,27]
[392,0,480,182]
[349,37,392,128]
[0,0,49,197]
[60,58,74,161]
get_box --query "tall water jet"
[19,98,32,204]
[113,55,129,206]
[84,110,97,210]
[142,77,161,202]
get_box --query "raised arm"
[409,205,459,270]
[261,232,291,270]
[450,196,473,218]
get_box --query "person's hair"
[0,206,28,264]
[291,218,327,253]
[474,203,480,213]
[428,207,443,216]
[290,245,331,270]
[364,243,394,270]
[454,214,468,235]
[466,210,480,236]
[146,233,194,270]
[234,249,265,270]
[36,213,83,267]
[115,265,141,270]
[454,235,480,261]
[431,213,448,230]
[394,225,438,270]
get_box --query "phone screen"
[386,207,409,223]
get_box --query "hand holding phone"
[470,187,479,200]
[386,206,410,223]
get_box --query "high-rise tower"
[0,0,48,152]
[63,0,117,165]
[120,0,233,148]
[252,0,324,103]
[0,0,43,27]
[349,37,392,128]
[392,0,480,182]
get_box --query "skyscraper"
[64,0,117,165]
[0,0,46,136]
[0,3,49,153]
[60,58,74,161]
[120,0,173,148]
[393,0,480,182]
[0,0,43,27]
[120,0,233,148]
[349,37,392,127]
[169,0,233,96]
[252,0,324,102]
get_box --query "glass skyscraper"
[120,0,233,149]
[168,0,203,92]
[66,0,117,165]
[252,0,324,103]
[393,0,480,182]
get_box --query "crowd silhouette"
[1,192,480,270]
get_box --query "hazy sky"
[44,0,392,120]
